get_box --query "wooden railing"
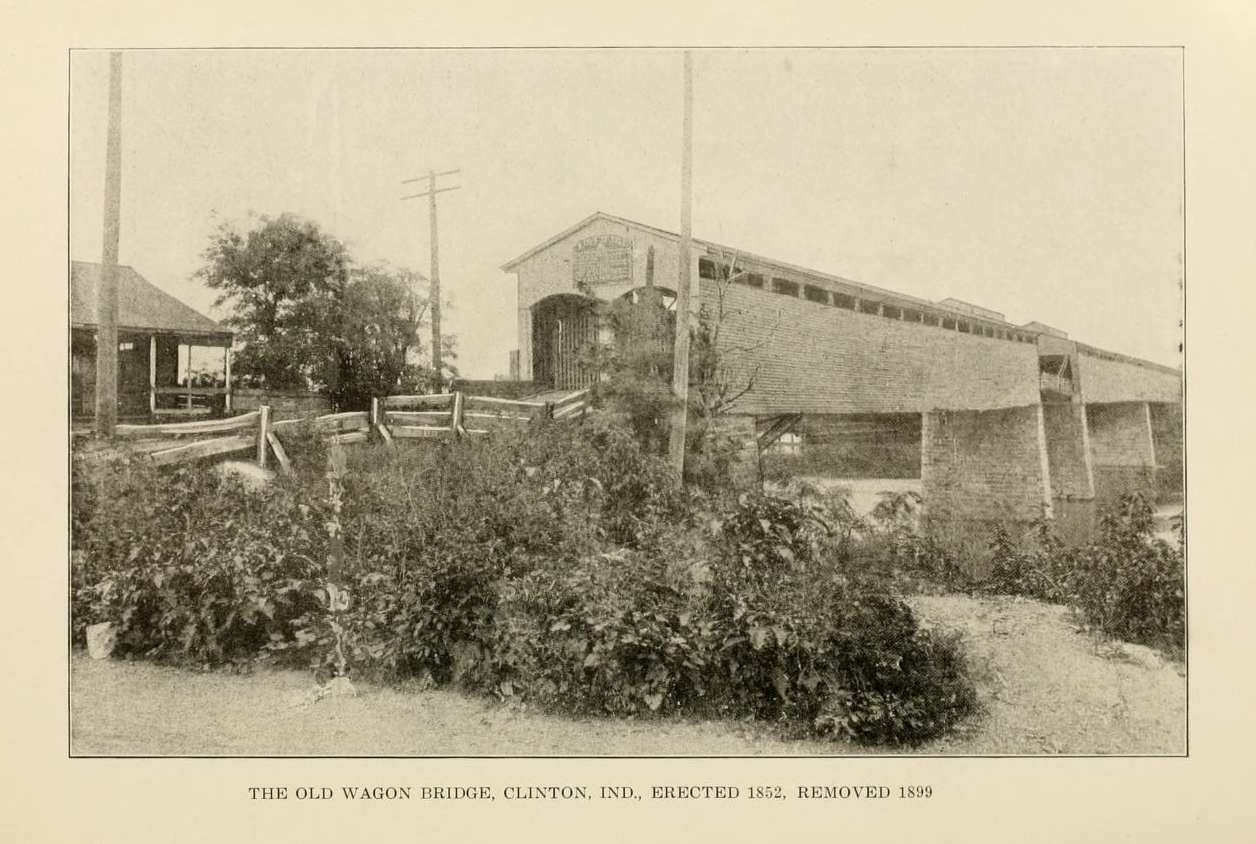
[101,388,591,471]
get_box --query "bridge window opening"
[833,292,856,309]
[923,314,939,326]
[957,321,970,333]
[772,278,799,297]
[698,258,716,280]
[744,272,764,288]
[769,431,803,456]
[804,284,829,304]
[902,309,921,322]
[882,305,902,319]
[941,318,956,330]
[859,299,880,315]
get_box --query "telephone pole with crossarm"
[401,168,460,387]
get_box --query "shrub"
[706,496,977,745]
[987,494,1184,655]
[71,452,326,665]
[72,425,978,746]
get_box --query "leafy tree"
[198,213,351,390]
[198,213,452,409]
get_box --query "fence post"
[370,396,381,436]
[257,404,272,468]
[452,390,465,437]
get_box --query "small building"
[71,261,234,420]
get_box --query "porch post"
[148,335,157,414]
[224,345,233,412]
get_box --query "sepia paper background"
[3,1,1254,841]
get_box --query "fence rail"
[92,389,592,471]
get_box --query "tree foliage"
[198,213,451,408]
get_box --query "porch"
[71,327,234,422]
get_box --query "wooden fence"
[105,389,590,471]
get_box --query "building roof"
[503,212,1181,376]
[70,261,231,340]
[501,211,1028,328]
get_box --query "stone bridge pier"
[1086,401,1159,505]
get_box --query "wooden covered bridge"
[502,212,1183,535]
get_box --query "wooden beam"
[257,405,272,468]
[384,410,453,425]
[148,335,157,414]
[313,411,371,432]
[266,431,292,473]
[224,346,232,412]
[383,393,456,408]
[149,433,254,466]
[451,391,465,435]
[116,410,261,438]
[391,425,454,439]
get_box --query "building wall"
[1042,402,1095,499]
[708,282,1041,415]
[1078,350,1181,404]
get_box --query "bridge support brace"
[921,404,1053,576]
[1086,401,1158,504]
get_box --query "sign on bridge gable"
[573,234,633,286]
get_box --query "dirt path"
[70,594,1184,756]
[910,593,1185,755]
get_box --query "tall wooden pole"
[94,52,123,436]
[667,50,694,478]
[428,169,443,385]
[401,170,458,390]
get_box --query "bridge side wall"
[709,283,1041,416]
[1078,351,1181,404]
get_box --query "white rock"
[215,460,276,490]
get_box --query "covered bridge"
[502,212,1183,536]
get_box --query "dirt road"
[70,594,1184,756]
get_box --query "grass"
[70,593,1185,756]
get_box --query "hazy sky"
[70,48,1184,375]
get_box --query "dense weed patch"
[72,419,977,746]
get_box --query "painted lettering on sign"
[573,235,633,286]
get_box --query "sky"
[69,48,1184,376]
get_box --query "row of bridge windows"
[698,257,1035,344]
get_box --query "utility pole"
[667,50,694,479]
[94,51,124,436]
[401,168,460,388]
